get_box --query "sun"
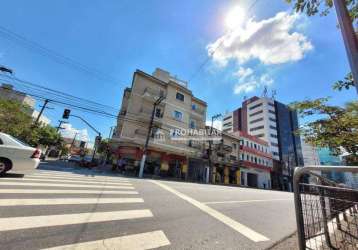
[225,6,245,29]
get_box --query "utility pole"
[35,99,50,125]
[56,120,67,132]
[207,114,222,183]
[333,0,358,94]
[139,96,165,178]
[69,132,78,153]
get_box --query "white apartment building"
[245,97,280,160]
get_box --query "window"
[246,141,249,147]
[249,103,263,110]
[223,122,232,127]
[246,155,249,160]
[269,125,277,130]
[254,144,257,149]
[173,110,183,121]
[155,108,162,118]
[176,92,184,102]
[232,143,237,149]
[250,117,264,124]
[190,120,196,129]
[250,142,253,148]
[0,138,3,145]
[191,104,196,110]
[268,102,275,107]
[270,134,277,138]
[250,125,264,132]
[271,142,279,147]
[269,117,276,122]
[256,133,265,138]
[249,110,263,117]
[223,116,232,121]
[269,110,276,114]
[273,152,279,156]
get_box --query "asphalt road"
[0,161,297,250]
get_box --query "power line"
[188,0,261,82]
[0,25,119,83]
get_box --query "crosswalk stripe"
[0,209,153,231]
[0,189,138,194]
[0,182,134,189]
[0,177,131,186]
[27,175,130,184]
[33,171,128,180]
[43,230,170,250]
[30,173,129,182]
[0,198,144,206]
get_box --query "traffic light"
[62,109,71,119]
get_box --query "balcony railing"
[142,87,166,99]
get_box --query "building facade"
[0,84,36,111]
[112,68,207,181]
[222,96,303,191]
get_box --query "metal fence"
[293,166,358,250]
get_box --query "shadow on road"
[1,173,25,178]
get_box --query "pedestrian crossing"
[0,169,170,250]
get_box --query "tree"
[286,0,357,22]
[291,95,358,165]
[0,99,61,147]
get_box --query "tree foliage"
[332,72,355,90]
[0,99,61,147]
[286,0,358,22]
[291,92,358,164]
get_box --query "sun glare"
[225,6,245,29]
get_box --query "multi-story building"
[301,138,320,166]
[234,131,273,189]
[223,96,303,191]
[112,68,207,181]
[209,130,241,185]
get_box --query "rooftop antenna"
[262,86,268,97]
[272,89,277,100]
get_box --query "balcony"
[142,87,166,102]
[191,106,205,117]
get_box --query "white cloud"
[233,73,274,95]
[233,67,253,80]
[205,120,222,130]
[207,12,313,65]
[60,123,89,142]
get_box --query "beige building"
[210,131,241,185]
[112,68,207,181]
[0,84,36,110]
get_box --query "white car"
[0,132,41,175]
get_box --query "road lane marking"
[0,177,131,186]
[0,182,134,189]
[44,230,170,250]
[33,171,128,180]
[0,209,153,231]
[26,175,130,184]
[30,174,129,182]
[204,199,292,205]
[0,198,144,206]
[150,180,269,242]
[0,189,138,194]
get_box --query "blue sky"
[0,0,355,142]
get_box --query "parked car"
[0,132,41,175]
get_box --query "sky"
[0,0,356,141]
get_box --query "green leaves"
[0,99,61,147]
[286,0,357,22]
[333,72,355,91]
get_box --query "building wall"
[113,68,207,178]
[0,84,36,111]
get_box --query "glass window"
[155,108,162,118]
[176,92,184,101]
[189,120,196,129]
[0,138,3,145]
[191,104,196,110]
[173,110,183,121]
